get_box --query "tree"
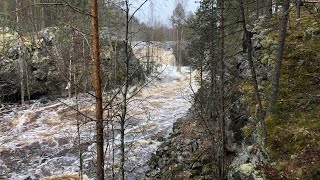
[171,2,186,72]
[266,0,273,18]
[218,0,225,178]
[145,0,154,75]
[296,0,302,19]
[267,0,291,115]
[118,1,148,178]
[239,0,267,142]
[91,0,104,179]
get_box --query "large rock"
[0,28,63,102]
[0,28,146,102]
[230,163,264,180]
[227,19,271,180]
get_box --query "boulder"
[0,28,63,102]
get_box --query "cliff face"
[0,28,145,103]
[0,28,63,102]
[230,8,320,179]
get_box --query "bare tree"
[239,0,267,142]
[119,2,130,178]
[146,0,154,75]
[118,1,148,178]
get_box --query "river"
[0,44,198,179]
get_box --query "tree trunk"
[91,0,104,179]
[76,87,84,180]
[1,1,5,53]
[176,27,181,71]
[256,0,259,19]
[68,53,72,98]
[267,0,290,115]
[25,60,31,101]
[40,0,45,29]
[178,26,183,70]
[19,58,25,105]
[219,0,225,178]
[33,0,38,32]
[296,0,301,19]
[239,0,267,142]
[266,0,273,18]
[15,0,19,27]
[15,0,25,105]
[119,1,130,179]
[146,40,151,74]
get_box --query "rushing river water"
[0,46,198,179]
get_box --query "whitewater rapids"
[0,43,198,179]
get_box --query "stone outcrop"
[0,27,65,102]
[0,27,145,103]
[146,114,214,180]
[227,20,270,180]
[146,19,270,180]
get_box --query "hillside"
[259,7,320,179]
[147,4,320,180]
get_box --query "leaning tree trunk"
[239,0,267,142]
[267,0,291,115]
[91,0,104,179]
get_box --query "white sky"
[131,0,199,26]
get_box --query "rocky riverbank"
[146,112,217,180]
[145,19,272,180]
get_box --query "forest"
[0,0,319,179]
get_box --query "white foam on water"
[0,42,199,179]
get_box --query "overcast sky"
[131,0,199,26]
